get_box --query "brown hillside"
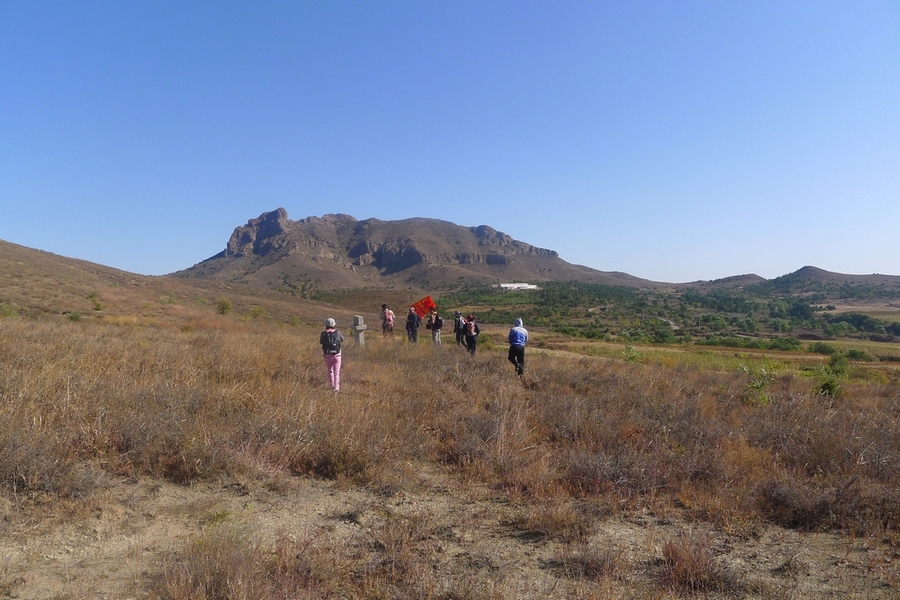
[173,209,659,293]
[0,238,354,328]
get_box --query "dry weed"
[660,530,734,594]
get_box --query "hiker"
[464,314,480,355]
[405,307,422,342]
[508,317,528,376]
[453,311,468,349]
[381,304,395,337]
[320,318,345,391]
[426,308,444,345]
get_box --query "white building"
[496,283,541,291]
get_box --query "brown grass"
[661,530,733,594]
[2,308,900,597]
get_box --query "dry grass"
[2,309,900,597]
[661,530,734,594]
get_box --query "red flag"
[410,295,437,318]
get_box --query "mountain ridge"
[173,208,661,292]
[3,207,900,310]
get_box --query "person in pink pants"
[319,318,345,391]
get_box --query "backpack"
[322,330,341,354]
[384,310,394,326]
[434,315,444,329]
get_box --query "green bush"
[828,353,850,376]
[0,301,17,318]
[809,342,838,355]
[846,349,874,362]
[216,298,232,315]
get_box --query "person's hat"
[466,314,474,321]
[454,311,461,315]
[325,318,336,328]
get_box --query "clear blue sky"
[2,1,898,283]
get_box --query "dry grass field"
[1,310,899,599]
[2,242,900,598]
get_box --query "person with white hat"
[319,318,345,391]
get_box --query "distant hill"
[741,266,900,301]
[681,273,768,290]
[679,266,900,299]
[173,208,660,293]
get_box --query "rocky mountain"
[174,208,659,292]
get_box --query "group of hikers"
[318,304,529,391]
[380,304,481,352]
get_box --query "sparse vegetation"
[1,308,899,597]
[2,239,900,598]
[444,281,900,345]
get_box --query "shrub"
[0,301,17,318]
[814,376,841,398]
[809,342,838,355]
[555,540,625,581]
[216,298,232,315]
[741,363,776,406]
[828,353,850,376]
[661,531,732,593]
[846,348,874,361]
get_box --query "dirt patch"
[1,466,896,599]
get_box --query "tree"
[216,298,232,315]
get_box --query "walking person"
[508,317,528,376]
[464,314,480,356]
[381,304,395,337]
[453,311,468,349]
[405,307,422,342]
[320,318,345,392]
[426,308,444,345]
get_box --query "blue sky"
[2,1,898,283]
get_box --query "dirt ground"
[1,464,897,599]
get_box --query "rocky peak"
[225,208,291,257]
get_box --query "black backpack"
[434,315,444,328]
[322,330,341,354]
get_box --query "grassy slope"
[2,240,900,598]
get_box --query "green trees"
[435,282,898,347]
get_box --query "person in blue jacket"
[507,317,528,376]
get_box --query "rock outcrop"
[225,207,291,257]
